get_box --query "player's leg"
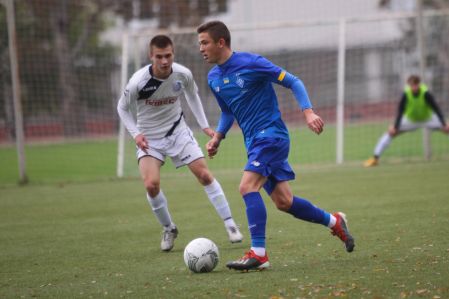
[138,155,177,251]
[226,170,270,271]
[170,126,242,242]
[269,181,354,252]
[425,113,446,132]
[364,129,394,167]
[187,158,243,243]
[365,117,418,167]
[227,139,280,271]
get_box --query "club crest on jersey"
[236,77,245,88]
[173,81,182,92]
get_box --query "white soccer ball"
[183,238,219,273]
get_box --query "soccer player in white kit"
[117,35,243,251]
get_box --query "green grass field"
[1,123,448,185]
[1,123,449,298]
[1,160,449,298]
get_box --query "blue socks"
[243,192,267,248]
[243,194,331,250]
[287,196,330,226]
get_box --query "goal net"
[117,12,449,177]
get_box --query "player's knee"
[144,180,160,197]
[274,198,291,211]
[239,183,257,196]
[196,169,213,186]
[271,192,292,211]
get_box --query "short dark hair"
[149,35,173,51]
[196,20,231,47]
[407,75,421,85]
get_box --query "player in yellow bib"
[364,75,449,167]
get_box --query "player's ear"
[218,38,226,48]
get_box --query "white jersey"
[117,63,209,139]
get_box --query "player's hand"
[135,134,149,153]
[443,124,449,134]
[304,109,324,135]
[206,136,221,159]
[203,127,215,138]
[388,126,398,136]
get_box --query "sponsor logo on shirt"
[143,86,158,91]
[223,78,230,84]
[145,97,177,106]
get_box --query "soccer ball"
[183,238,219,273]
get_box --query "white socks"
[327,214,337,228]
[204,179,234,225]
[251,247,266,257]
[374,133,392,157]
[147,190,174,229]
[147,179,234,231]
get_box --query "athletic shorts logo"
[251,160,261,167]
[181,154,191,162]
[215,86,220,93]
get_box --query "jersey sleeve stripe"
[277,70,286,82]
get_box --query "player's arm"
[391,94,406,134]
[279,72,324,134]
[183,73,213,137]
[252,55,323,134]
[425,92,447,127]
[117,82,149,152]
[207,89,234,158]
[425,92,449,133]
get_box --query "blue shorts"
[244,137,295,195]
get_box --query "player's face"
[410,83,420,94]
[198,32,222,64]
[150,45,174,79]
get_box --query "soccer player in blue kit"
[197,21,355,271]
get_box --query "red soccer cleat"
[226,250,270,271]
[331,212,355,252]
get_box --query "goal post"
[116,31,129,178]
[2,0,28,184]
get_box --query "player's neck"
[151,65,172,80]
[217,49,233,65]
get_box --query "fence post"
[116,31,129,178]
[416,0,431,160]
[336,18,346,165]
[2,0,28,184]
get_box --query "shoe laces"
[239,250,255,261]
[227,226,237,233]
[163,229,175,241]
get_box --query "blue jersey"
[208,52,312,148]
